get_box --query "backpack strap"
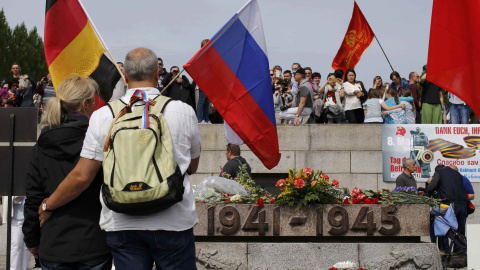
[148,95,172,115]
[106,99,126,119]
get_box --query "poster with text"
[382,124,480,182]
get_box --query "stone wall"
[196,242,443,270]
[194,124,480,225]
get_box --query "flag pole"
[78,0,126,84]
[374,35,394,72]
[160,68,186,95]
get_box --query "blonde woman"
[23,75,112,269]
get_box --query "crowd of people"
[2,59,475,127]
[272,63,473,126]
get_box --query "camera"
[280,105,288,111]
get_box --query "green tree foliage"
[0,9,12,82]
[0,9,48,83]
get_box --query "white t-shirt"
[80,87,201,232]
[343,82,362,111]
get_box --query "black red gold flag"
[44,0,121,109]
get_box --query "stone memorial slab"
[194,203,430,237]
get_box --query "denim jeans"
[40,254,112,270]
[196,90,210,123]
[106,228,196,270]
[450,103,471,124]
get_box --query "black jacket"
[221,156,252,179]
[427,167,468,206]
[162,73,196,112]
[23,115,110,262]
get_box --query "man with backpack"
[37,47,201,269]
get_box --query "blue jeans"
[450,103,470,124]
[196,90,210,123]
[40,254,112,270]
[106,228,196,270]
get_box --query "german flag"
[44,0,121,108]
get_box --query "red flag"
[427,0,480,117]
[332,1,374,73]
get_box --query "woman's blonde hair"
[40,74,98,128]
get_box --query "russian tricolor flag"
[184,0,281,170]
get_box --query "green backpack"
[102,90,184,215]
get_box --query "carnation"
[275,179,286,187]
[332,179,339,188]
[257,198,264,207]
[294,179,305,189]
[303,167,313,175]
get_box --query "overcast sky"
[2,0,433,86]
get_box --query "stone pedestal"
[195,242,442,270]
[194,204,441,270]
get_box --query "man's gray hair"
[402,158,414,169]
[124,47,158,81]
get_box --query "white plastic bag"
[193,176,248,202]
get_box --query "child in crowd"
[401,89,416,124]
[382,89,413,124]
[363,89,404,124]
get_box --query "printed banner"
[382,124,480,182]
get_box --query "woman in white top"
[343,69,365,123]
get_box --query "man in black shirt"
[427,165,468,238]
[221,144,252,179]
[396,158,423,195]
[420,67,445,124]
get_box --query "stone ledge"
[194,203,430,237]
[198,124,383,151]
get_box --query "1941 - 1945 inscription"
[194,204,430,237]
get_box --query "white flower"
[230,194,242,202]
[333,261,357,269]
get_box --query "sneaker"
[207,121,212,124]
[200,120,207,124]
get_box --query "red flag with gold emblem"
[332,1,374,73]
